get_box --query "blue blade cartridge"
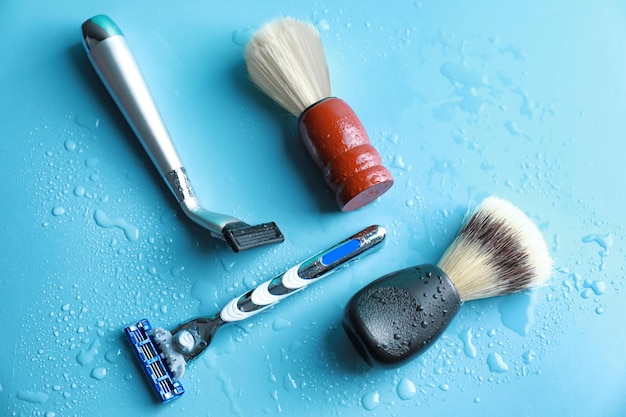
[124,319,185,403]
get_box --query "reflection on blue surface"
[1,1,626,416]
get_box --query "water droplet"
[583,280,606,296]
[504,120,521,136]
[458,328,477,358]
[481,161,495,171]
[90,367,107,380]
[51,206,66,216]
[159,210,176,224]
[487,352,509,373]
[76,340,101,366]
[522,349,536,364]
[498,292,536,336]
[580,288,593,299]
[438,61,489,116]
[16,390,49,404]
[439,383,450,391]
[511,87,537,118]
[93,209,139,242]
[232,28,254,45]
[64,139,77,152]
[73,185,86,197]
[386,133,400,144]
[397,377,417,400]
[75,113,100,130]
[85,157,100,168]
[316,19,330,31]
[220,258,236,272]
[170,265,185,277]
[282,372,297,392]
[582,233,613,251]
[392,154,410,171]
[582,233,613,270]
[272,318,291,331]
[104,348,121,363]
[595,306,604,315]
[361,391,380,411]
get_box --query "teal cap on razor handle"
[82,14,123,50]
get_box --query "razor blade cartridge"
[222,221,285,252]
[125,319,185,402]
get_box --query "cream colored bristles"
[437,196,553,302]
[245,17,331,116]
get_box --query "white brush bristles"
[245,17,331,116]
[437,196,553,302]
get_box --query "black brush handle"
[342,264,461,367]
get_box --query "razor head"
[124,319,185,403]
[222,221,285,252]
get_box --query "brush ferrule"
[343,264,461,367]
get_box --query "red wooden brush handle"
[297,97,394,212]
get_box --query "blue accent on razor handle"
[81,15,284,252]
[321,238,361,265]
[125,319,185,403]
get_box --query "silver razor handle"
[81,15,284,251]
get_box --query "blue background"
[2,1,625,416]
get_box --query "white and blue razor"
[125,225,386,402]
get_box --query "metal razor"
[81,15,284,252]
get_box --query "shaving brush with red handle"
[246,18,394,211]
